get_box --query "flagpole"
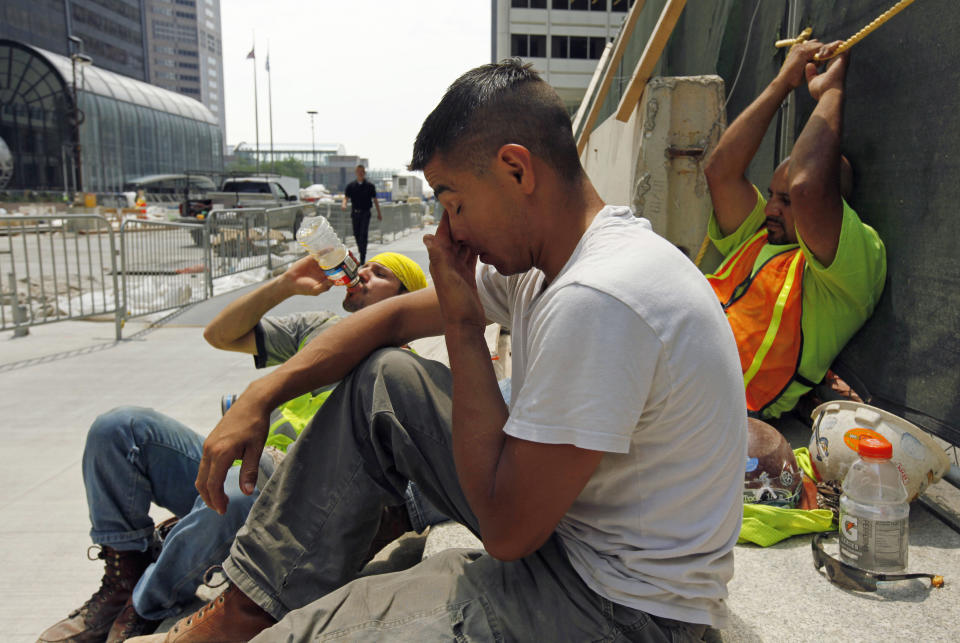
[251,36,260,174]
[267,43,274,171]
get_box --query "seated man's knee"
[354,347,422,384]
[86,406,148,449]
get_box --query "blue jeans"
[83,407,260,620]
[82,405,446,620]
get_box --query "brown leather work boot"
[105,597,162,643]
[125,584,275,642]
[37,545,153,643]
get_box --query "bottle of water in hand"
[838,434,910,572]
[296,216,360,290]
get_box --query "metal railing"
[0,214,122,338]
[2,201,427,341]
[204,203,313,280]
[119,218,212,322]
[315,202,426,247]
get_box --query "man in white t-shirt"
[133,59,746,643]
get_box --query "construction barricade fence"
[1,201,425,341]
[0,214,121,338]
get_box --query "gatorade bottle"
[838,435,909,572]
[296,216,360,290]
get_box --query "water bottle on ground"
[838,434,909,572]
[296,216,360,290]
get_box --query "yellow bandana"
[368,252,427,292]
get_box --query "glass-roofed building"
[0,38,223,194]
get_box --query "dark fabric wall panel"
[789,0,960,437]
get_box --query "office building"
[491,0,636,114]
[144,0,227,150]
[0,1,227,151]
[0,39,223,192]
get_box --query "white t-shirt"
[476,206,747,628]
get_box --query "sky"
[221,1,492,172]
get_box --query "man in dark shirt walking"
[342,164,382,264]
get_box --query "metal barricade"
[119,218,210,323]
[264,203,314,271]
[0,214,122,339]
[313,202,425,253]
[204,208,268,280]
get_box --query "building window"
[156,71,176,79]
[178,74,200,82]
[154,46,175,54]
[175,0,195,5]
[179,86,200,95]
[610,0,635,11]
[178,61,199,69]
[208,68,217,77]
[551,35,606,60]
[510,34,546,58]
[552,0,589,10]
[206,20,216,30]
[589,36,607,58]
[511,0,547,8]
[569,35,588,58]
[176,11,196,19]
[153,5,173,16]
[155,58,175,67]
[177,49,198,57]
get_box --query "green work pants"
[223,348,706,642]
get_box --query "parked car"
[178,176,306,246]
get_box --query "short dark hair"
[410,59,582,181]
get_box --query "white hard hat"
[809,400,951,502]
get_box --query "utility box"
[581,75,726,271]
[392,173,423,203]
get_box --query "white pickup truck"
[208,177,299,209]
[179,177,307,245]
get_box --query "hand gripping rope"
[774,0,916,60]
[693,0,917,268]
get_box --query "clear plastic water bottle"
[838,435,909,572]
[296,216,360,290]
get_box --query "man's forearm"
[708,77,792,179]
[789,87,843,197]
[787,86,844,265]
[240,287,445,413]
[444,323,510,541]
[203,276,294,350]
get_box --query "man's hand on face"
[776,40,824,90]
[282,255,334,297]
[805,41,848,101]
[195,396,271,514]
[423,212,486,328]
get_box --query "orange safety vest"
[707,229,806,413]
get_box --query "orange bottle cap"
[858,435,893,459]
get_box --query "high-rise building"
[0,1,226,151]
[0,0,148,80]
[144,0,226,151]
[491,0,636,114]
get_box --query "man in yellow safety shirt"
[703,40,886,419]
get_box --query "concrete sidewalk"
[0,227,434,642]
[3,221,958,641]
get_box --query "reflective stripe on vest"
[707,231,806,412]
